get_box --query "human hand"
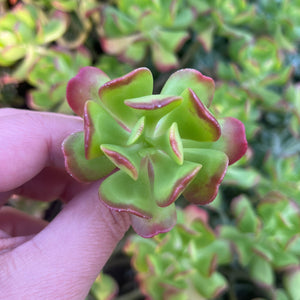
[0,108,130,299]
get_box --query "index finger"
[0,109,83,193]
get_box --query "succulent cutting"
[62,67,247,237]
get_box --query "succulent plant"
[88,272,118,300]
[95,55,133,80]
[189,0,256,52]
[0,3,67,79]
[96,0,194,71]
[220,193,300,297]
[284,83,300,136]
[27,47,91,113]
[62,67,247,237]
[218,37,292,107]
[124,205,231,299]
[254,0,300,52]
[212,82,261,138]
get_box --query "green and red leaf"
[84,100,129,159]
[183,149,229,205]
[161,68,215,107]
[66,66,110,116]
[99,67,153,130]
[157,88,221,142]
[62,132,116,182]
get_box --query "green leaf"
[37,18,67,44]
[130,202,177,238]
[149,151,201,207]
[99,158,153,219]
[124,94,182,135]
[0,45,26,66]
[155,29,189,52]
[249,255,274,287]
[182,117,248,165]
[224,167,260,188]
[84,101,129,159]
[89,273,118,300]
[157,88,221,142]
[161,68,215,107]
[192,271,227,299]
[183,148,228,205]
[62,132,115,182]
[231,195,259,233]
[284,268,300,300]
[126,116,145,145]
[101,143,142,180]
[66,67,110,116]
[99,68,153,130]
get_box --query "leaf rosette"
[62,67,247,237]
[96,0,193,71]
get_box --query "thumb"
[0,182,130,300]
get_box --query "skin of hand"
[0,108,131,299]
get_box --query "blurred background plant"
[1,0,300,299]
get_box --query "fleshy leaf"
[168,123,184,165]
[100,35,141,56]
[62,132,116,182]
[161,68,215,107]
[249,255,274,287]
[127,116,145,145]
[231,195,260,233]
[130,203,177,238]
[157,88,221,141]
[147,123,184,165]
[99,158,153,219]
[99,153,201,219]
[84,101,129,159]
[217,117,248,164]
[124,94,182,135]
[124,94,182,111]
[149,151,201,207]
[155,30,189,53]
[284,268,300,300]
[90,273,118,300]
[183,149,228,204]
[151,43,179,72]
[100,144,142,180]
[121,40,148,64]
[182,117,247,165]
[99,68,153,130]
[66,66,110,116]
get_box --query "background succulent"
[95,0,194,71]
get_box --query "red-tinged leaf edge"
[161,68,215,107]
[130,204,178,238]
[100,145,139,180]
[183,149,229,205]
[62,131,116,182]
[220,117,248,165]
[66,66,110,116]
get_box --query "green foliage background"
[0,0,299,299]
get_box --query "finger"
[0,206,47,237]
[0,167,87,210]
[0,108,25,117]
[12,167,87,203]
[0,235,34,254]
[0,183,131,299]
[0,109,83,193]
